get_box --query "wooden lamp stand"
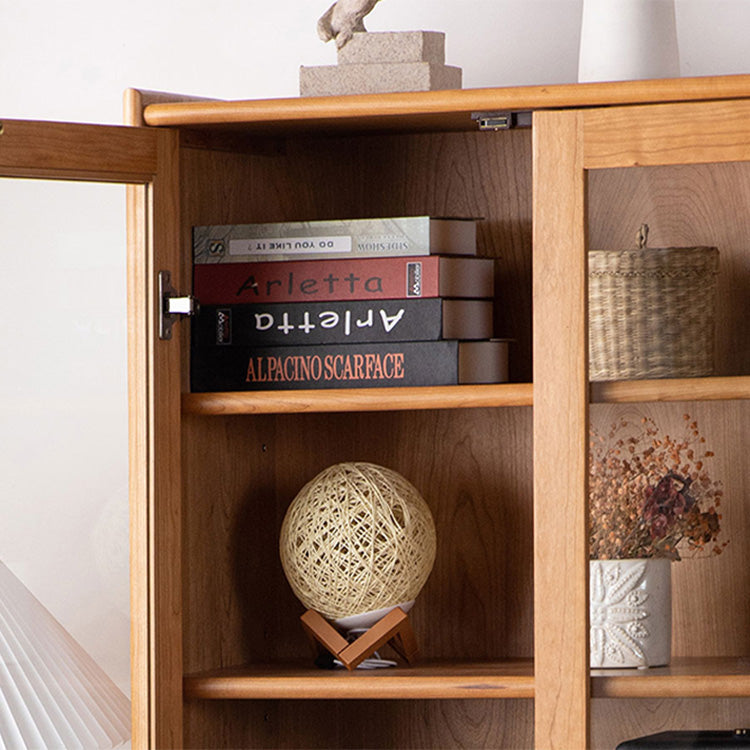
[300,607,419,671]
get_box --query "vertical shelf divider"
[532,109,590,749]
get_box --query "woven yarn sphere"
[279,462,437,621]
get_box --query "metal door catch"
[471,111,532,131]
[159,270,198,340]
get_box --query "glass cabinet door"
[0,118,182,749]
[533,99,750,749]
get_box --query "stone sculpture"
[301,0,462,96]
[318,0,382,49]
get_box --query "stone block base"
[300,30,462,97]
[300,61,462,97]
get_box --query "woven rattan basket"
[588,226,719,381]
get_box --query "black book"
[191,298,493,347]
[190,340,508,392]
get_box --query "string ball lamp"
[279,462,437,628]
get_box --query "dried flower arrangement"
[589,413,727,560]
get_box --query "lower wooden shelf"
[184,657,750,702]
[181,383,534,415]
[591,657,750,698]
[183,659,535,700]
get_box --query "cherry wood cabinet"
[3,74,750,750]
[129,78,750,749]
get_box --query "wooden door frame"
[532,97,750,749]
[0,118,183,749]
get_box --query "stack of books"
[190,216,508,391]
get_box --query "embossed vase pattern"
[590,558,671,668]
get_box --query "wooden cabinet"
[3,76,749,750]
[127,85,538,750]
[129,79,750,749]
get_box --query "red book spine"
[193,256,444,304]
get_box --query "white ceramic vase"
[590,558,671,668]
[578,0,680,82]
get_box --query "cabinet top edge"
[136,74,750,134]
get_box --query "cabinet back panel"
[177,120,534,750]
[183,698,533,750]
[181,129,532,381]
[181,407,533,673]
[588,163,750,376]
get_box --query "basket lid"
[588,224,719,275]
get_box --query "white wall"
[1,0,750,711]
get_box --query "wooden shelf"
[185,657,750,701]
[182,382,534,415]
[590,375,750,403]
[591,657,750,698]
[182,376,750,416]
[183,660,535,700]
[141,75,750,136]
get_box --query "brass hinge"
[159,270,198,340]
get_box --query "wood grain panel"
[346,130,533,381]
[0,118,157,181]
[181,408,533,667]
[146,129,185,750]
[584,100,750,168]
[127,183,150,750]
[183,698,534,749]
[180,406,533,747]
[176,131,534,720]
[121,96,187,749]
[588,162,750,377]
[533,109,590,749]
[180,128,532,381]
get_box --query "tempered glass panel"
[587,163,750,380]
[0,178,130,697]
[586,161,750,746]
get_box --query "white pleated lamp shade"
[0,561,131,749]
